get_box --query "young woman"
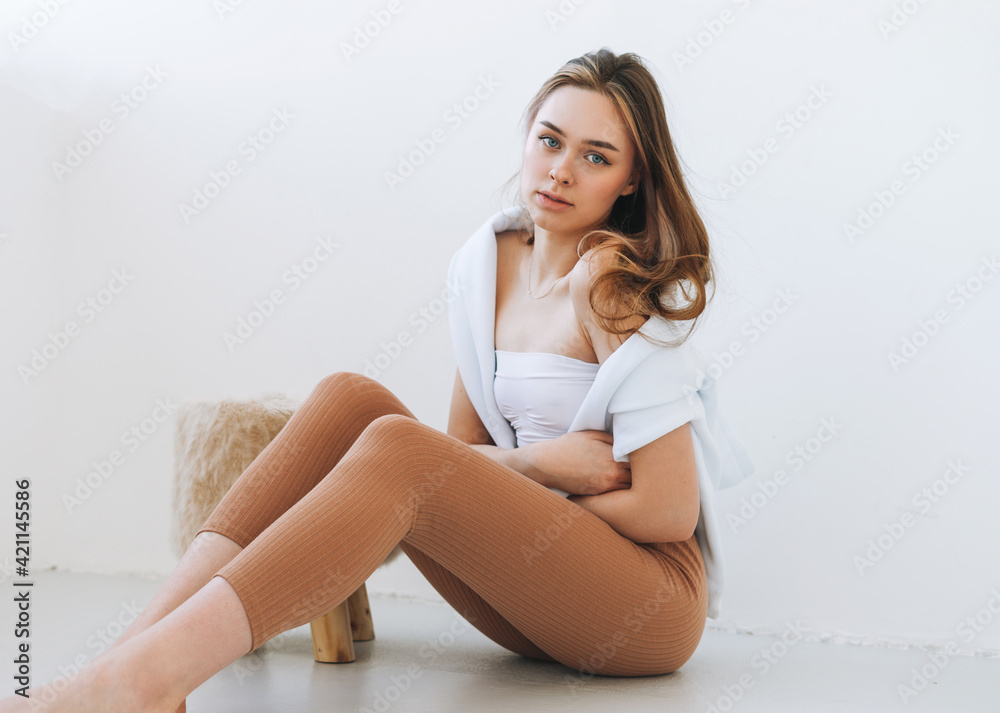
[1,47,753,712]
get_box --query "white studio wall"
[1,0,997,656]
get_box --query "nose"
[549,154,572,184]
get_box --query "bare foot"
[0,649,182,713]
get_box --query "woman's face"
[521,85,639,237]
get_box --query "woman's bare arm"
[447,367,558,485]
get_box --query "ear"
[621,166,641,197]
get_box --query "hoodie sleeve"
[607,343,706,463]
[608,340,755,491]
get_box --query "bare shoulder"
[569,247,647,365]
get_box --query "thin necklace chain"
[526,245,567,299]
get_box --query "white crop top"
[493,349,600,495]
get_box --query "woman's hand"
[525,431,631,495]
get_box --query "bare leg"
[0,577,252,713]
[0,533,244,713]
[109,532,243,713]
[110,532,244,651]
[115,371,413,659]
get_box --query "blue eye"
[537,134,610,166]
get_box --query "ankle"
[96,636,185,712]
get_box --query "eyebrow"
[538,120,620,152]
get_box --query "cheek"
[523,144,544,174]
[602,171,633,199]
[582,174,623,202]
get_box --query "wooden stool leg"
[347,583,374,641]
[309,602,355,663]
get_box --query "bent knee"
[312,371,394,406]
[315,370,374,392]
[361,413,424,441]
[356,416,463,482]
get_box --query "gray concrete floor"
[3,570,996,712]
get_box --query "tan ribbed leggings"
[196,372,707,676]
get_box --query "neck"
[529,224,582,285]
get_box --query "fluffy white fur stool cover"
[171,392,402,568]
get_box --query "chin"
[532,209,585,232]
[526,209,558,232]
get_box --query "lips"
[539,190,571,205]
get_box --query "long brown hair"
[498,47,714,349]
